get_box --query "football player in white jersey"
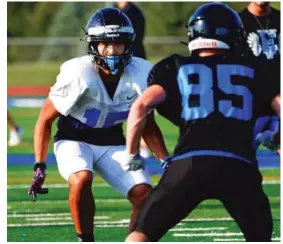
[28,8,169,242]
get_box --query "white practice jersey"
[49,56,152,145]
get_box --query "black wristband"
[34,162,47,171]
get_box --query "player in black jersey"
[239,2,280,61]
[124,3,280,242]
[239,2,280,154]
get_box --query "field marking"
[9,222,74,227]
[169,227,226,232]
[174,232,243,237]
[7,195,279,209]
[24,216,110,221]
[7,199,128,205]
[263,180,281,184]
[7,212,109,218]
[214,238,245,241]
[8,216,281,228]
[182,216,280,222]
[8,219,131,227]
[7,213,281,221]
[214,237,280,242]
[96,224,128,228]
[25,217,72,221]
[8,222,130,228]
[7,179,280,189]
[7,183,109,189]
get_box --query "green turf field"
[7,108,280,242]
[7,58,163,86]
[7,165,281,242]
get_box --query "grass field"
[7,166,280,242]
[7,107,280,242]
[7,58,163,86]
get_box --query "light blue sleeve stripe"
[172,150,252,164]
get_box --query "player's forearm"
[142,116,169,160]
[126,85,167,155]
[34,119,52,162]
[126,101,150,155]
[271,95,280,117]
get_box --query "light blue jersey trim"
[172,150,252,164]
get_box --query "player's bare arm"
[34,97,60,162]
[141,112,169,160]
[28,97,59,201]
[126,84,167,155]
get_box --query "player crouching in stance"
[124,3,280,242]
[28,8,168,242]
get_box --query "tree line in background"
[7,2,280,62]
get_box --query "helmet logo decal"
[106,34,120,37]
[189,39,230,51]
[88,25,134,35]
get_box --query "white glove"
[122,153,145,171]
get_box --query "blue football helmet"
[187,3,245,55]
[85,8,136,75]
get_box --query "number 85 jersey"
[49,55,152,146]
[148,54,279,163]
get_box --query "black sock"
[77,233,95,242]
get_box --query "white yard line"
[214,238,245,242]
[8,199,128,206]
[95,224,128,228]
[182,216,281,222]
[8,222,131,228]
[7,212,109,218]
[7,195,279,207]
[214,237,280,241]
[8,222,74,227]
[182,217,233,222]
[169,227,226,232]
[174,232,243,237]
[7,179,280,189]
[8,219,131,227]
[263,180,281,184]
[7,183,109,189]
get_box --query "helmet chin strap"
[96,63,111,75]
